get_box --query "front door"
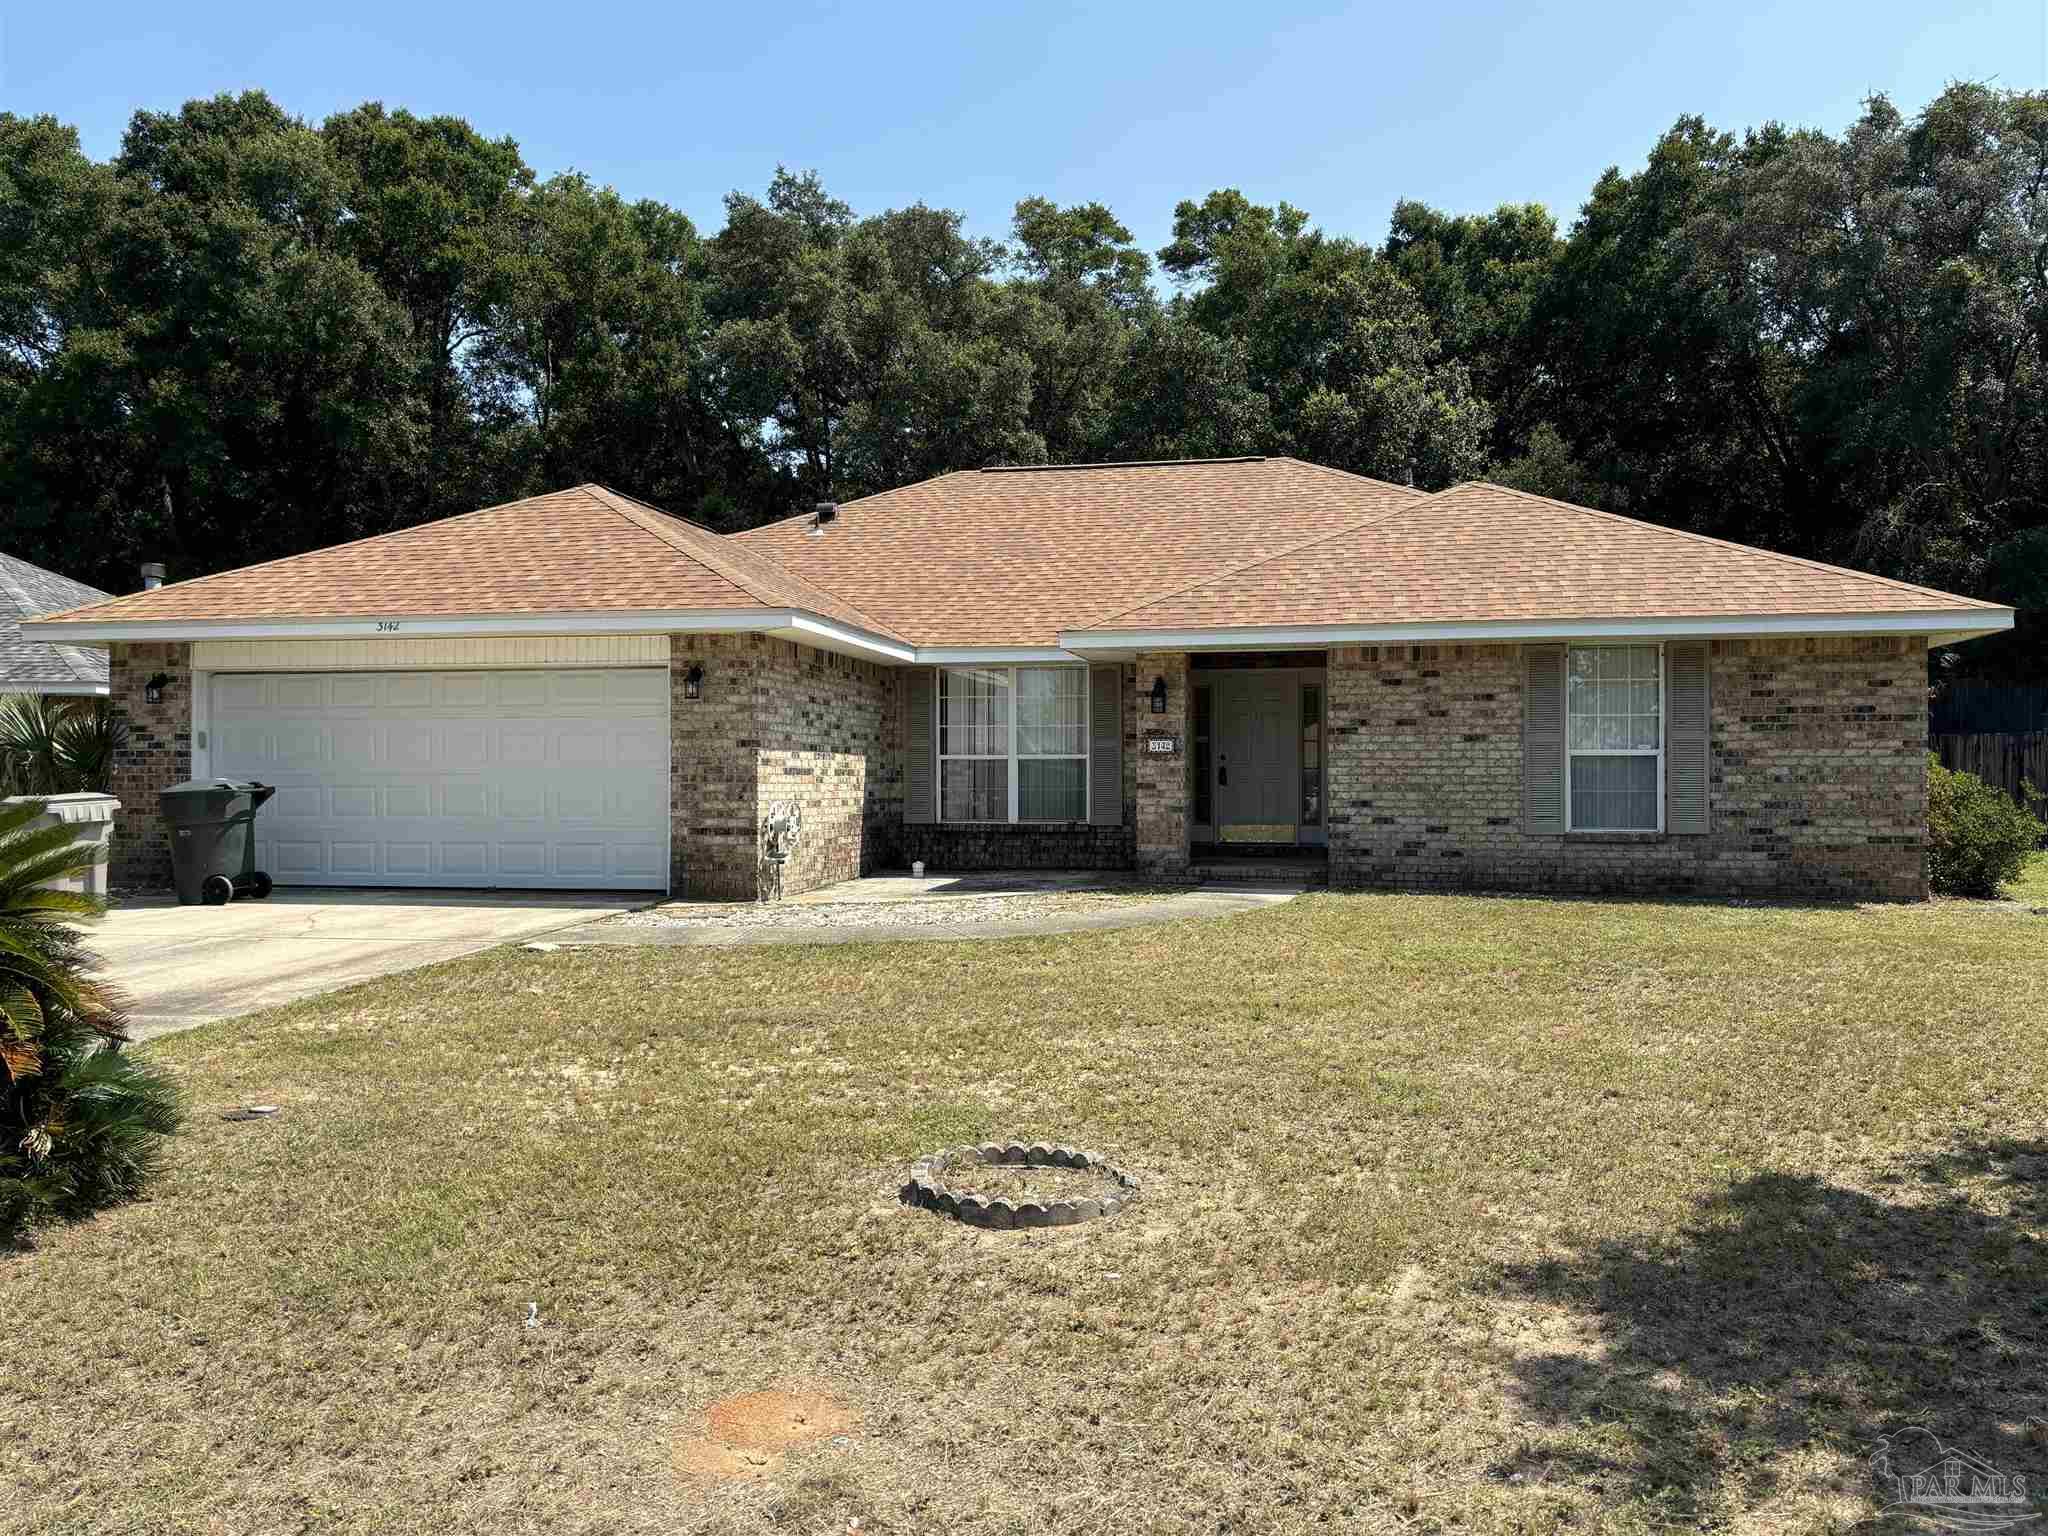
[1214,672,1296,842]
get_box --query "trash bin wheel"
[249,872,274,900]
[201,873,236,906]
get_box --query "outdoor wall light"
[683,663,704,702]
[144,671,172,705]
[1149,675,1168,714]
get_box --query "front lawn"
[2002,848,2048,905]
[6,890,2046,1534]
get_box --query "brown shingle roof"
[734,457,1424,647]
[32,464,2004,649]
[1075,481,2008,634]
[34,484,902,639]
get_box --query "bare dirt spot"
[673,1387,858,1485]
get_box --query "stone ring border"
[901,1141,1140,1229]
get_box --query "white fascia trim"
[773,612,916,662]
[1058,608,2017,652]
[913,646,1087,664]
[7,682,111,696]
[23,608,917,663]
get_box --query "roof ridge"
[0,558,37,619]
[1077,482,1456,630]
[978,456,1267,473]
[52,640,103,683]
[1460,481,2009,612]
[581,485,797,611]
[587,485,907,640]
[31,488,608,625]
[1270,455,1431,500]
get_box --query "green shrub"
[0,694,129,797]
[0,800,182,1246]
[1926,753,2047,899]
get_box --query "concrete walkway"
[98,890,640,1042]
[552,876,1302,949]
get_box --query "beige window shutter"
[1523,644,1567,834]
[1666,641,1711,833]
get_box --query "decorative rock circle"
[901,1142,1140,1229]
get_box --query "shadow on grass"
[1491,1139,2048,1524]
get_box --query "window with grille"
[1565,644,1663,831]
[938,666,1088,822]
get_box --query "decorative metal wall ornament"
[759,799,803,902]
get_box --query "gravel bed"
[610,890,1169,932]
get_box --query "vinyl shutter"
[1088,664,1122,826]
[1522,644,1567,835]
[1665,641,1710,833]
[905,668,936,824]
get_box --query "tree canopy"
[1,84,2042,676]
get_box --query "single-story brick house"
[25,458,2013,901]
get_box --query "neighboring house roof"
[1067,480,2010,643]
[0,552,111,692]
[26,458,2012,658]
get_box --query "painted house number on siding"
[375,621,402,633]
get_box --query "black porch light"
[1149,675,1168,714]
[683,663,704,702]
[144,671,172,706]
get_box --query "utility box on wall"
[5,793,122,899]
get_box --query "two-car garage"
[200,651,670,891]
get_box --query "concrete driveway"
[93,889,641,1042]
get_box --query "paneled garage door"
[209,669,669,890]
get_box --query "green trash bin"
[160,780,276,906]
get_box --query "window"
[1192,685,1214,827]
[1566,644,1662,831]
[1299,683,1323,826]
[938,666,1088,822]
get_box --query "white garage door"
[209,669,669,890]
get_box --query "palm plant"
[0,799,181,1245]
[0,694,128,798]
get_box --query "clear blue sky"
[6,1,2045,255]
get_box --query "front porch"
[1133,649,1330,878]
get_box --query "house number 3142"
[375,621,402,633]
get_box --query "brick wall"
[670,635,761,899]
[1324,636,1928,901]
[106,641,192,889]
[755,638,898,898]
[670,633,898,901]
[1133,651,1191,877]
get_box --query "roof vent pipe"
[808,501,837,536]
[140,562,166,590]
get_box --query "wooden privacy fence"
[1932,732,2048,812]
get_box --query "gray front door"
[1214,672,1296,841]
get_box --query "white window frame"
[935,665,1090,824]
[1565,642,1666,834]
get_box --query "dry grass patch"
[2,890,2045,1533]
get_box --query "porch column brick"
[106,640,193,890]
[1132,650,1190,877]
